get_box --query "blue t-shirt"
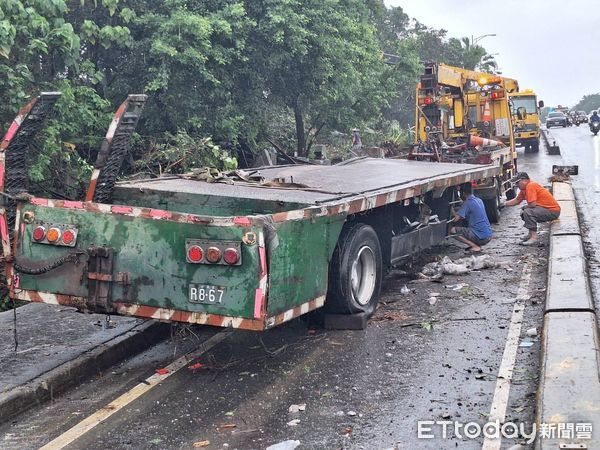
[457,195,493,240]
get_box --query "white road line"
[40,330,232,450]
[482,263,532,450]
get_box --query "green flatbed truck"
[1,94,501,330]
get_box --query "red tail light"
[187,245,203,263]
[32,226,46,241]
[491,91,504,100]
[424,96,433,105]
[61,229,76,245]
[223,248,239,265]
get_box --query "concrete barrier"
[536,181,600,449]
[546,234,593,312]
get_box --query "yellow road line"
[40,330,232,450]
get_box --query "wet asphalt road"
[0,147,563,450]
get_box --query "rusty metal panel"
[14,204,262,319]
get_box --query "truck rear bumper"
[14,288,325,331]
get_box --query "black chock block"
[323,312,370,330]
[547,144,560,155]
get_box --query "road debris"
[400,284,411,294]
[526,328,538,337]
[347,410,357,416]
[266,440,301,450]
[155,368,169,375]
[193,441,210,447]
[421,255,502,278]
[287,419,301,426]
[288,403,306,413]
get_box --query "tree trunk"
[293,101,306,157]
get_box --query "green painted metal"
[17,205,263,318]
[112,187,307,217]
[266,214,346,314]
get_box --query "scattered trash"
[347,411,357,417]
[421,255,502,278]
[188,363,203,370]
[266,440,301,450]
[288,403,306,413]
[445,283,469,291]
[287,419,301,426]
[519,340,534,348]
[370,311,410,322]
[155,368,169,375]
[225,411,235,417]
[428,297,437,305]
[400,284,410,295]
[341,427,353,435]
[193,441,210,448]
[429,292,441,297]
[420,321,433,331]
[219,423,237,430]
[526,328,537,337]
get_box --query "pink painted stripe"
[234,217,251,226]
[0,162,4,190]
[2,121,19,143]
[62,200,84,209]
[258,246,267,277]
[150,209,172,219]
[0,215,8,246]
[254,288,264,319]
[30,198,49,206]
[111,205,134,214]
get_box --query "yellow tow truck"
[508,89,544,153]
[412,62,519,222]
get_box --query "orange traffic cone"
[482,99,492,125]
[468,135,505,148]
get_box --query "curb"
[0,320,170,425]
[535,181,600,449]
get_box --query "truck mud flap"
[390,221,448,263]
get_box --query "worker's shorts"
[453,227,492,246]
[520,206,560,230]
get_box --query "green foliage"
[132,130,237,177]
[0,1,498,198]
[574,93,600,113]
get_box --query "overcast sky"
[386,0,600,109]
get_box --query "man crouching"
[449,182,493,253]
[504,172,561,246]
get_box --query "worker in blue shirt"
[449,182,493,253]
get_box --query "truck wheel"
[484,195,500,224]
[531,140,540,152]
[326,223,382,316]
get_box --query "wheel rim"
[350,246,376,306]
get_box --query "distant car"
[546,112,567,128]
[577,111,588,123]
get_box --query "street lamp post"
[471,33,497,46]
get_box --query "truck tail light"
[46,227,61,243]
[33,226,46,241]
[223,248,239,265]
[206,247,222,264]
[424,96,433,105]
[61,229,76,245]
[185,240,241,266]
[491,91,504,99]
[187,245,203,263]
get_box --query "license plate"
[189,284,226,304]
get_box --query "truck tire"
[483,195,500,224]
[531,140,540,152]
[326,223,382,316]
